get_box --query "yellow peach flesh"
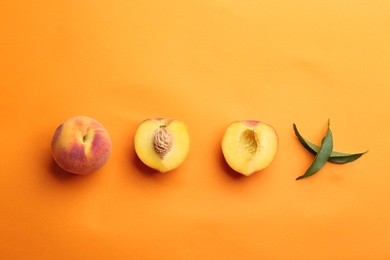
[222,121,278,176]
[134,119,190,173]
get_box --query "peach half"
[134,118,190,173]
[51,116,112,174]
[221,120,278,176]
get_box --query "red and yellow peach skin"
[51,116,112,174]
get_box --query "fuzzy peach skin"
[221,120,278,176]
[51,116,112,174]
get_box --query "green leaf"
[328,152,368,164]
[293,123,368,164]
[296,120,333,180]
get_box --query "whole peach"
[51,116,112,174]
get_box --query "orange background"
[1,1,389,259]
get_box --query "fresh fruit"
[51,116,112,174]
[221,120,278,176]
[134,118,190,173]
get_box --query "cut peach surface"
[221,120,278,176]
[134,118,190,173]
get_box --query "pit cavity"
[240,129,258,158]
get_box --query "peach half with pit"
[51,116,112,174]
[221,120,278,176]
[134,118,190,173]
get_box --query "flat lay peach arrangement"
[51,116,367,180]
